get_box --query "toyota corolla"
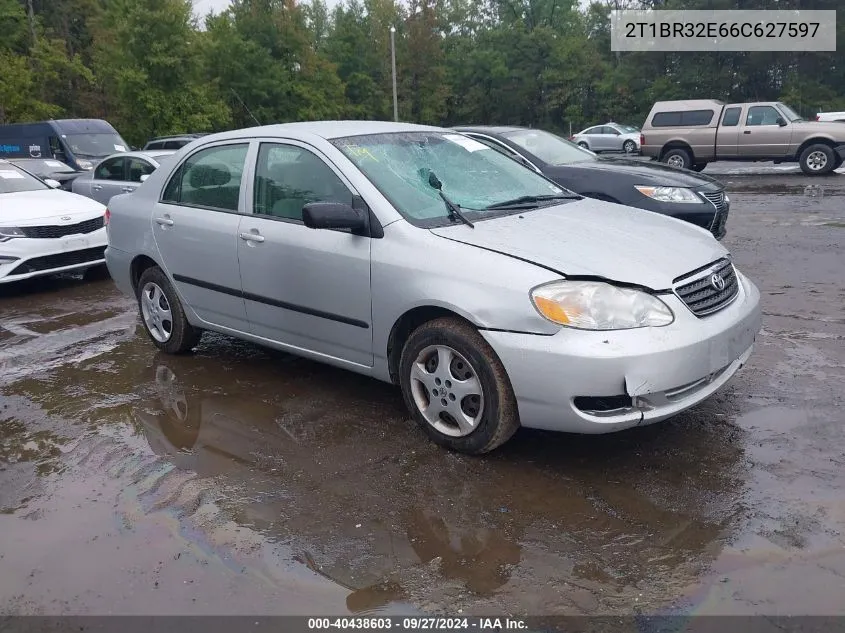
[105,122,761,454]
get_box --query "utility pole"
[390,26,398,122]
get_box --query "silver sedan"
[72,150,175,205]
[105,121,761,454]
[572,123,641,153]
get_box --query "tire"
[799,144,835,175]
[691,162,708,172]
[136,266,201,354]
[662,148,692,170]
[83,263,110,280]
[398,317,519,455]
[623,140,636,154]
[577,141,589,150]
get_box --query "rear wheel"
[577,141,589,150]
[662,148,692,170]
[692,162,708,172]
[799,144,835,175]
[398,317,519,454]
[136,266,201,354]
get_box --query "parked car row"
[103,121,762,455]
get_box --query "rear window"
[651,110,715,127]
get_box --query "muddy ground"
[1,167,844,616]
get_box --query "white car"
[571,123,641,154]
[816,111,845,123]
[0,160,108,284]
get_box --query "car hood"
[793,121,845,139]
[558,157,723,187]
[0,189,105,224]
[429,199,727,289]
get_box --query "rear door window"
[162,143,248,212]
[94,157,126,181]
[722,107,741,126]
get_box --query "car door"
[237,140,373,367]
[89,156,127,204]
[605,126,625,151]
[715,106,742,158]
[738,105,792,157]
[152,141,250,331]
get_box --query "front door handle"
[92,184,103,191]
[743,131,751,134]
[155,217,174,227]
[239,231,265,243]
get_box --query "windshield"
[10,159,76,174]
[332,132,569,226]
[0,163,48,194]
[777,103,803,122]
[63,133,129,158]
[502,129,595,166]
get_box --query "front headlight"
[531,280,674,330]
[0,227,25,242]
[634,186,703,204]
[77,159,93,170]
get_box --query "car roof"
[451,125,526,135]
[199,121,444,144]
[98,150,175,162]
[147,134,206,142]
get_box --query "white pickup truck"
[816,111,845,123]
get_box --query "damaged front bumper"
[480,270,762,434]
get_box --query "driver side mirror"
[44,178,61,189]
[302,202,367,232]
[140,174,150,183]
[777,117,788,127]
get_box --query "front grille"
[699,190,729,238]
[8,246,106,276]
[674,258,739,317]
[20,216,104,239]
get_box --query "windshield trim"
[331,131,578,229]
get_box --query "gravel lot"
[1,165,844,616]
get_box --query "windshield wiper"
[427,170,474,228]
[485,193,581,210]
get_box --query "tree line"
[2,0,843,146]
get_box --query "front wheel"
[136,266,201,354]
[623,140,637,154]
[799,144,835,175]
[398,317,519,454]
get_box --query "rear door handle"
[239,231,265,243]
[92,184,103,191]
[743,131,751,134]
[155,217,174,227]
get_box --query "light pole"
[390,26,398,122]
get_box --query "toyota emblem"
[710,273,726,291]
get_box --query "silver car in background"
[572,123,641,153]
[105,121,761,454]
[72,150,175,205]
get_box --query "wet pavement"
[1,171,844,616]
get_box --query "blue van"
[0,119,130,171]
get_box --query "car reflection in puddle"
[133,354,744,613]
